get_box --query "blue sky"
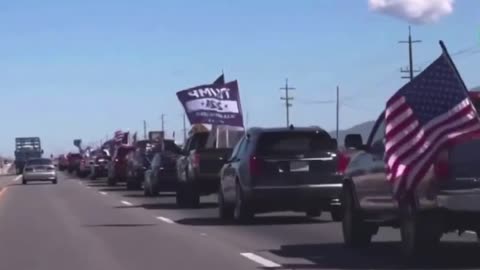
[0,0,479,155]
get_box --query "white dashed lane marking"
[121,200,133,206]
[240,253,281,268]
[156,216,175,224]
[99,192,108,195]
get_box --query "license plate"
[290,161,309,172]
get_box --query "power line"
[280,78,295,127]
[399,25,422,81]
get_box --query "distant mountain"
[330,120,375,146]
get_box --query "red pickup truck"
[107,145,135,186]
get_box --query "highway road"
[0,172,479,270]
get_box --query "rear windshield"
[117,147,133,157]
[164,140,181,154]
[256,131,335,156]
[27,159,52,166]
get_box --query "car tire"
[305,209,322,218]
[342,183,374,247]
[126,180,135,190]
[22,179,27,185]
[218,188,234,220]
[52,179,57,184]
[330,208,343,222]
[144,180,153,197]
[234,183,254,224]
[107,176,116,186]
[176,182,200,208]
[399,199,441,259]
[151,183,159,196]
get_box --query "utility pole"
[280,78,295,127]
[143,120,147,140]
[161,114,165,132]
[399,25,422,81]
[336,86,340,140]
[182,114,187,143]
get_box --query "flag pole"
[439,40,469,93]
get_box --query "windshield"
[27,159,53,166]
[256,131,334,156]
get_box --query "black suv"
[218,126,342,223]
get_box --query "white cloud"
[368,0,455,24]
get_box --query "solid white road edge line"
[99,191,108,195]
[121,200,133,206]
[156,216,175,224]
[240,253,281,268]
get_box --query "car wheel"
[176,182,199,208]
[342,184,374,247]
[52,179,57,184]
[144,179,153,197]
[399,199,441,259]
[22,179,27,185]
[218,188,234,220]
[107,176,116,186]
[151,182,159,196]
[305,209,322,218]
[330,208,343,222]
[234,183,253,223]
[126,180,135,190]
[176,183,187,206]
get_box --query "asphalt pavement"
[0,172,479,269]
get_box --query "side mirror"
[345,134,363,149]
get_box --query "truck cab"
[14,137,43,174]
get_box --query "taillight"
[192,153,200,168]
[249,156,262,177]
[337,152,350,174]
[434,149,450,179]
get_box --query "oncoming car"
[22,158,57,185]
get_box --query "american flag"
[385,51,480,199]
[114,130,124,143]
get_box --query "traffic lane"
[77,175,480,269]
[0,174,262,270]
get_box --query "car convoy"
[12,90,480,259]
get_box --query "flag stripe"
[395,118,480,196]
[404,114,480,190]
[387,105,474,183]
[384,51,480,199]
